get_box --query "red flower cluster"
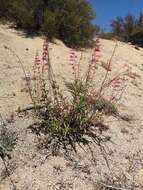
[109,66,129,102]
[32,51,41,80]
[91,39,100,64]
[69,49,78,78]
[31,38,50,82]
[42,38,49,71]
[88,39,101,80]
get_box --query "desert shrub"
[0,0,11,19]
[9,0,39,30]
[5,38,128,155]
[0,114,17,189]
[0,0,95,48]
[130,30,143,47]
[110,13,143,47]
[41,9,58,39]
[111,15,136,42]
[0,115,17,160]
[111,17,124,39]
[27,39,106,154]
[99,32,116,40]
[19,38,128,155]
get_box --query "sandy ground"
[0,24,143,189]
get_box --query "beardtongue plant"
[23,38,129,154]
[4,37,129,154]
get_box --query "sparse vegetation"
[0,114,17,189]
[110,13,143,47]
[0,115,17,160]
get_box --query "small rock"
[12,92,16,96]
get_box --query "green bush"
[99,32,115,40]
[130,30,143,47]
[42,9,58,39]
[0,0,12,20]
[0,0,95,48]
[110,13,143,47]
[10,0,39,30]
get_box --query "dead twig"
[100,182,132,190]
[17,105,45,113]
[99,41,118,96]
[0,157,17,190]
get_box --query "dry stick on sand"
[99,182,132,190]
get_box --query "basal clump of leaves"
[31,80,104,154]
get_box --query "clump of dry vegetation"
[0,114,17,189]
[0,114,17,160]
